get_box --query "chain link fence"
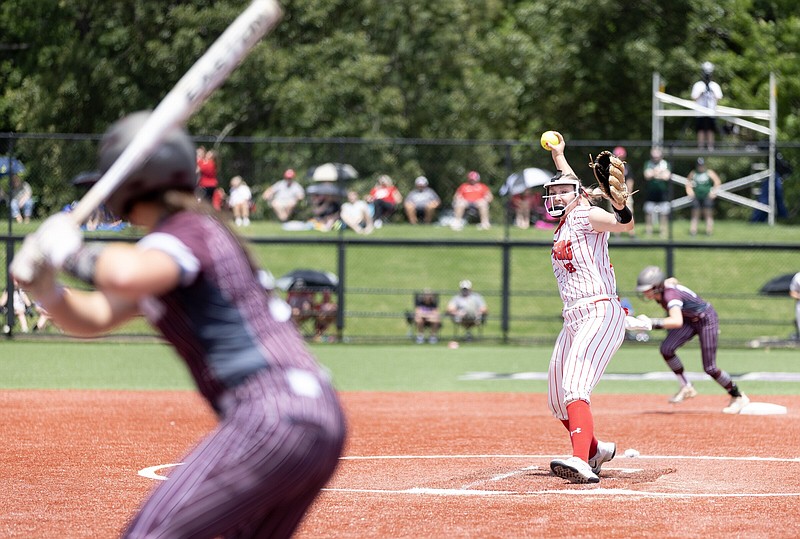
[1,235,797,347]
[1,135,798,345]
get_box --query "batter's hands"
[10,213,83,283]
[14,259,60,305]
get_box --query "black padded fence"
[1,234,798,347]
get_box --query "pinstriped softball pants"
[547,297,626,421]
[660,308,728,383]
[122,367,346,539]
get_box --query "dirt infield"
[2,390,799,538]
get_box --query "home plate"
[740,402,788,415]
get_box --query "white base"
[739,402,788,416]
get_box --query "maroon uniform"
[123,211,346,538]
[656,282,735,392]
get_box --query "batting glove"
[11,213,83,283]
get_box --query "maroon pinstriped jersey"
[659,283,712,319]
[136,211,322,409]
[551,205,618,305]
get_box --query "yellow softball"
[540,130,559,150]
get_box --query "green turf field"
[2,341,798,396]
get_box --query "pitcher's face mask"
[543,174,582,218]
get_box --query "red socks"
[562,400,594,461]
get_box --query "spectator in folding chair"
[451,170,493,231]
[366,174,402,228]
[409,289,441,344]
[227,175,253,227]
[446,280,488,341]
[286,279,337,341]
[9,172,35,224]
[403,176,441,225]
[262,168,305,222]
[0,287,33,333]
[340,189,374,234]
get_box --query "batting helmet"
[701,61,714,75]
[636,266,666,293]
[98,111,197,217]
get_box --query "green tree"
[1,0,800,218]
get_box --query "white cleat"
[722,394,750,414]
[588,440,616,475]
[550,456,600,484]
[669,384,698,404]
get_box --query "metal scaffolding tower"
[651,72,778,225]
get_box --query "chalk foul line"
[138,454,800,498]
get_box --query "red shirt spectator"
[452,170,493,230]
[368,177,402,205]
[455,181,491,203]
[196,146,219,202]
[366,174,402,227]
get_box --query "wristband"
[651,318,664,330]
[613,205,633,224]
[63,244,104,286]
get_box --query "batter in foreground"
[12,112,346,538]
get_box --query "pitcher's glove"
[589,150,630,206]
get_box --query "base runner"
[634,266,749,414]
[541,132,635,484]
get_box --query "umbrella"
[71,170,101,187]
[276,269,339,292]
[306,182,345,197]
[308,162,358,182]
[0,156,26,178]
[499,167,552,196]
[759,273,798,296]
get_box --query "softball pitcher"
[542,132,634,484]
[12,112,346,538]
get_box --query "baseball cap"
[696,157,705,166]
[415,176,428,186]
[467,170,480,181]
[459,279,472,290]
[284,168,296,179]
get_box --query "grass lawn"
[1,341,798,396]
